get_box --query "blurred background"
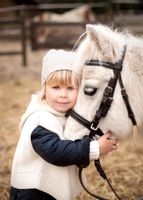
[0,1,143,200]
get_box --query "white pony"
[64,24,143,141]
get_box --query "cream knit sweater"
[11,94,84,200]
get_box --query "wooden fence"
[0,3,109,66]
[0,1,142,67]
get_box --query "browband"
[85,60,123,70]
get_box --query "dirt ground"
[0,40,143,200]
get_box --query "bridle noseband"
[67,46,137,200]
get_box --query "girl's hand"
[98,131,118,156]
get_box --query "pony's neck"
[122,43,143,131]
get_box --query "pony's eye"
[84,87,97,96]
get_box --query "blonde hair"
[39,70,79,101]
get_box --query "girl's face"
[45,82,78,113]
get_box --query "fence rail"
[0,16,26,66]
[0,2,142,66]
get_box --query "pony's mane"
[73,23,143,56]
[75,24,143,71]
[71,23,143,83]
[99,24,143,49]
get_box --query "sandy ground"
[0,40,143,200]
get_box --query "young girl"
[10,49,118,200]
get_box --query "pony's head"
[64,24,143,141]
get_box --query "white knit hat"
[41,49,77,85]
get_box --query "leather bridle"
[67,45,137,200]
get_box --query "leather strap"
[118,72,137,125]
[79,167,109,200]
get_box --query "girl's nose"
[60,89,67,97]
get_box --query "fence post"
[20,8,27,66]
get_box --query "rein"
[67,45,137,199]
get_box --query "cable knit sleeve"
[89,140,99,160]
[31,126,91,167]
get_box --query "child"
[10,49,118,200]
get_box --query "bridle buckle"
[104,86,113,96]
[90,123,98,131]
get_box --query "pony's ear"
[86,24,96,38]
[86,24,111,53]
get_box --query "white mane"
[64,24,143,141]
